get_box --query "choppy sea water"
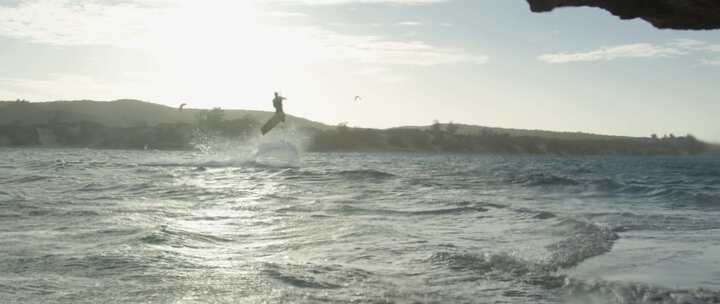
[2,147,720,304]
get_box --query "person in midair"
[273,92,286,122]
[261,92,288,135]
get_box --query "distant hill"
[395,123,637,141]
[2,100,642,141]
[706,144,720,155]
[0,99,329,131]
[0,100,709,155]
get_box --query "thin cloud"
[702,59,720,66]
[669,38,708,50]
[540,39,720,64]
[264,11,309,18]
[395,21,423,26]
[323,36,489,66]
[353,66,389,76]
[352,67,407,83]
[0,0,485,67]
[0,1,171,47]
[0,74,132,101]
[669,38,720,52]
[538,43,685,64]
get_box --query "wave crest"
[562,278,720,304]
[336,169,396,179]
[509,173,580,187]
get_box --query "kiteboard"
[261,112,285,135]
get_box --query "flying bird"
[178,103,187,111]
[354,96,362,102]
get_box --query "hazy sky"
[1,0,719,141]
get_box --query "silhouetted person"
[273,92,286,122]
[261,92,288,135]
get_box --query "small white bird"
[354,96,362,102]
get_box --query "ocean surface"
[2,147,720,304]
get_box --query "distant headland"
[0,99,713,156]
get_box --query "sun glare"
[133,1,293,106]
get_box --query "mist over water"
[2,147,720,303]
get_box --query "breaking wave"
[562,278,720,304]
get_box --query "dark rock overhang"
[527,0,720,30]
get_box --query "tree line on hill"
[0,108,258,150]
[310,121,708,155]
[0,107,710,155]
